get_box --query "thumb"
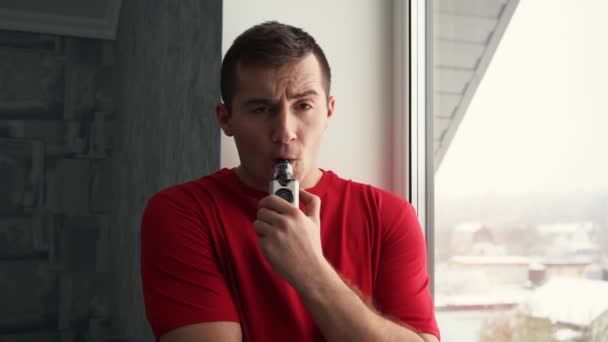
[299,188,320,219]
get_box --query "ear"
[216,102,234,137]
[327,96,336,119]
[324,96,336,129]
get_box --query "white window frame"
[393,0,435,295]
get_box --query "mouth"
[273,156,297,165]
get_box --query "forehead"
[233,54,326,99]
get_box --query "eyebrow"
[289,89,319,99]
[244,99,274,106]
[244,89,320,106]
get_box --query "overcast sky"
[435,0,608,198]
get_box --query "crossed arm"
[161,270,437,341]
[160,270,437,342]
[159,189,438,342]
[160,265,437,342]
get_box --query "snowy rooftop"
[449,255,593,266]
[553,328,583,341]
[452,222,485,233]
[436,287,530,309]
[520,277,608,327]
[537,222,594,234]
[449,255,530,265]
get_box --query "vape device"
[269,159,299,207]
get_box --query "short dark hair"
[220,21,332,111]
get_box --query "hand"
[253,189,326,288]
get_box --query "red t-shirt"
[141,168,439,341]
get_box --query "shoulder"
[143,181,203,222]
[327,171,412,212]
[141,171,237,262]
[142,169,236,239]
[322,171,417,228]
[144,168,233,211]
[357,182,417,230]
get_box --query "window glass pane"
[432,1,608,341]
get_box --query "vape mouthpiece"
[273,159,294,180]
[270,159,299,206]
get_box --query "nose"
[271,105,297,144]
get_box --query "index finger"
[259,194,296,215]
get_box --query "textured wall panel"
[0,45,63,119]
[109,0,222,337]
[0,260,57,326]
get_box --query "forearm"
[295,260,425,342]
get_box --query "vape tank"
[269,159,299,207]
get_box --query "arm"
[159,322,241,342]
[295,256,438,342]
[254,190,438,342]
[141,191,242,341]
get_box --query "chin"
[294,166,313,184]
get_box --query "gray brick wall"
[0,1,222,340]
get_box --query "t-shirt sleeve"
[373,193,440,340]
[140,189,239,339]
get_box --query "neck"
[234,166,323,192]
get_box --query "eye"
[252,106,272,114]
[296,102,313,111]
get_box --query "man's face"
[217,53,335,190]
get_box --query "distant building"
[519,277,608,342]
[450,223,501,256]
[536,222,599,259]
[542,258,595,281]
[447,255,594,287]
[448,255,529,286]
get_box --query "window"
[406,0,608,340]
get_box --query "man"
[141,21,440,341]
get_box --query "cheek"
[302,118,327,143]
[233,127,268,156]
[234,132,261,150]
[233,120,263,141]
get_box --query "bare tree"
[479,312,553,342]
